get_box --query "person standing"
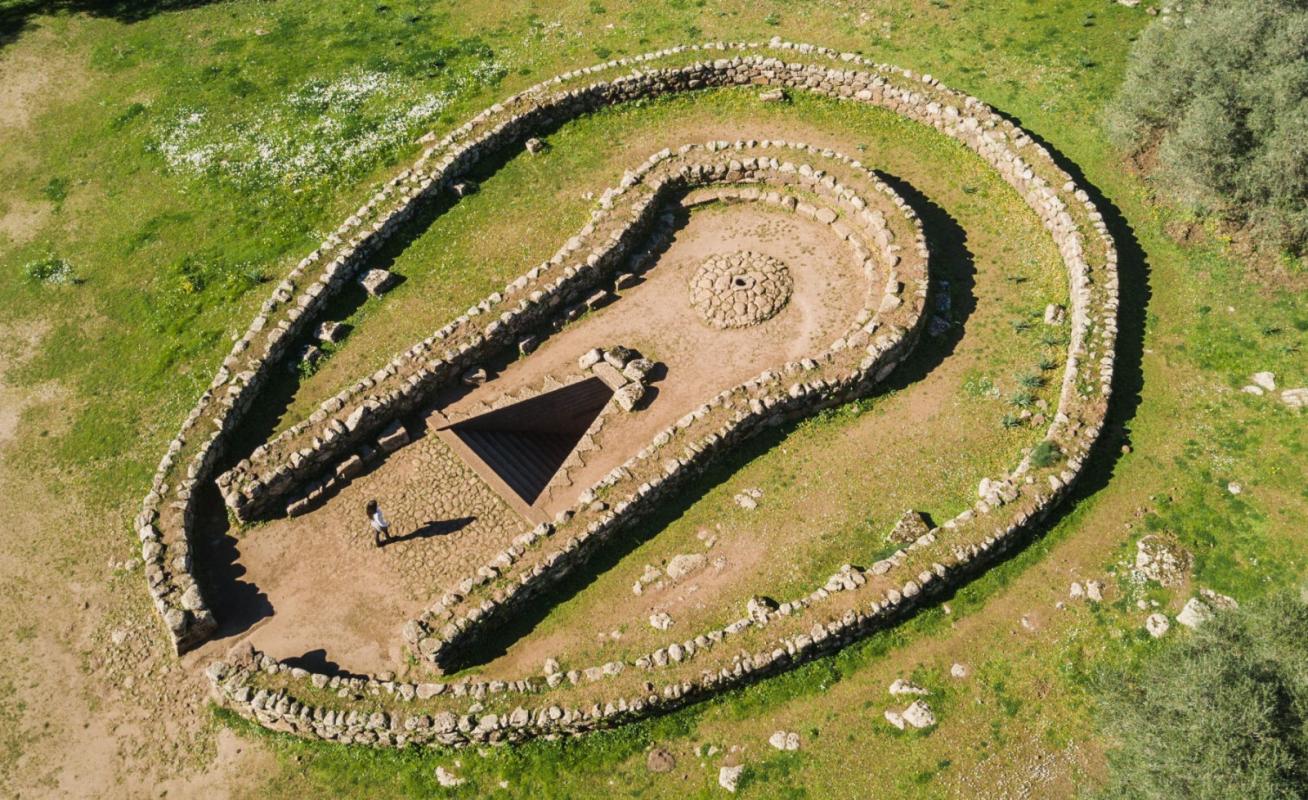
[366,499,390,546]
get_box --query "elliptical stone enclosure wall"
[136,39,1120,748]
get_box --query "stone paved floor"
[229,432,527,672]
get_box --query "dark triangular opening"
[448,377,613,506]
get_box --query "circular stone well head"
[689,251,794,329]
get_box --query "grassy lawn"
[1,0,1305,798]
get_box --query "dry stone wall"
[133,40,1118,748]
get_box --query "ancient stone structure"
[689,251,794,329]
[133,39,1120,749]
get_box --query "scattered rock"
[1282,388,1308,408]
[734,488,762,510]
[1085,580,1104,603]
[1252,371,1277,392]
[889,678,929,696]
[884,709,905,730]
[888,509,931,544]
[759,88,787,102]
[543,657,559,675]
[1069,582,1084,599]
[525,137,546,154]
[1145,613,1170,638]
[649,611,673,631]
[768,730,800,751]
[435,766,464,787]
[451,179,478,198]
[1133,534,1193,586]
[646,747,676,773]
[950,663,969,679]
[718,764,743,792]
[1176,596,1213,629]
[901,700,936,729]
[666,553,707,581]
[1043,303,1066,325]
[1227,481,1242,495]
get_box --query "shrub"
[1028,440,1060,467]
[1107,0,1308,254]
[1093,592,1308,799]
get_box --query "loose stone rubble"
[128,40,1120,750]
[1133,534,1192,586]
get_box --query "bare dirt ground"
[201,434,523,675]
[0,323,272,799]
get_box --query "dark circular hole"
[733,277,747,287]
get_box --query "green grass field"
[1,1,1305,798]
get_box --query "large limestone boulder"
[901,700,936,729]
[718,764,743,792]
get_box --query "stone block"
[315,320,345,343]
[378,422,410,453]
[336,454,365,480]
[592,362,628,390]
[360,269,398,297]
[584,289,613,310]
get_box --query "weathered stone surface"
[647,747,676,773]
[377,421,410,453]
[1145,612,1170,638]
[901,700,936,729]
[315,320,345,343]
[649,611,673,631]
[1134,535,1192,586]
[689,251,793,330]
[666,553,706,581]
[718,764,743,793]
[1177,597,1214,629]
[359,269,398,297]
[462,367,488,387]
[614,382,645,412]
[335,454,365,480]
[888,509,931,544]
[888,679,928,697]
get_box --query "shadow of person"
[280,648,370,680]
[380,515,475,547]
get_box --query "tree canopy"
[1095,592,1308,799]
[1109,0,1308,253]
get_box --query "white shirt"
[370,509,388,531]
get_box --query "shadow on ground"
[1,0,221,50]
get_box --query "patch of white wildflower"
[156,57,508,189]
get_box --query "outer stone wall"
[135,40,1118,750]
